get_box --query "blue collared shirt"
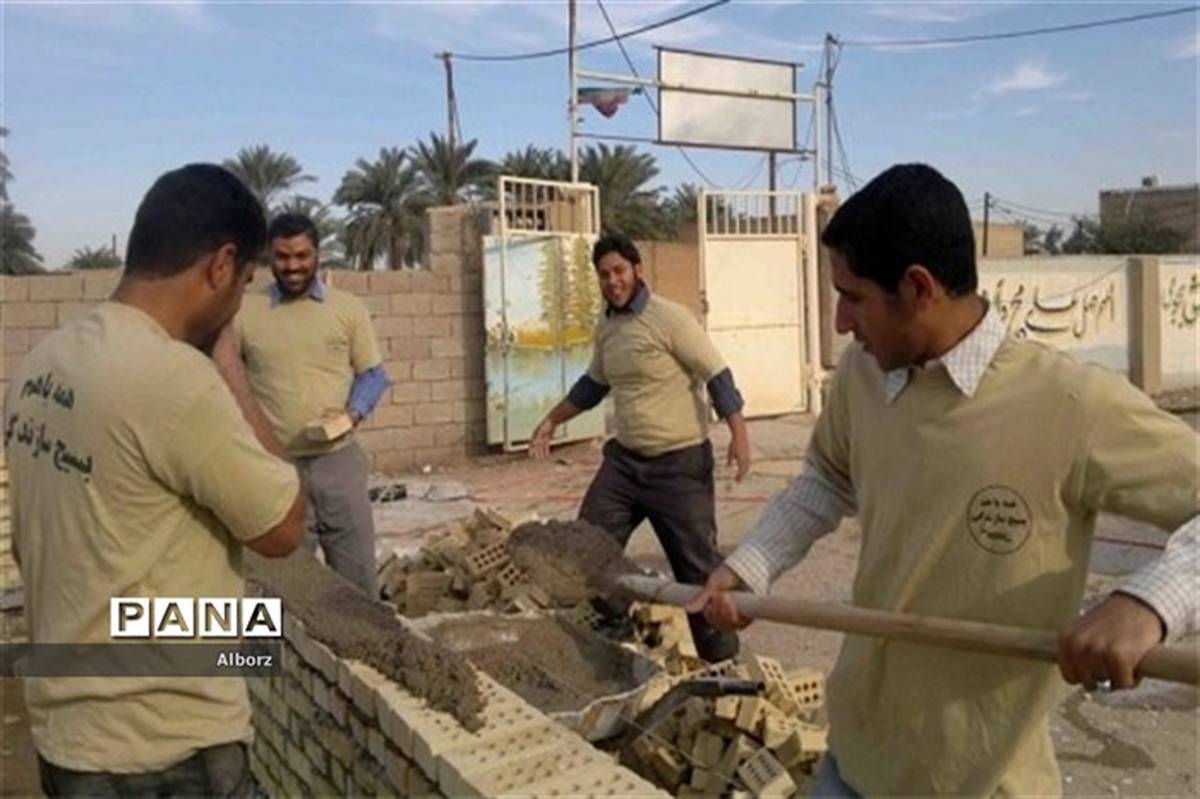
[268,276,390,421]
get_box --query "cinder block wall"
[0,206,489,473]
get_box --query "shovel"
[614,574,1200,687]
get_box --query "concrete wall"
[1157,256,1200,390]
[1101,184,1200,254]
[635,239,702,318]
[973,221,1024,259]
[0,206,490,474]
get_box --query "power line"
[592,0,717,188]
[842,5,1196,48]
[450,0,730,62]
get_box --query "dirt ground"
[2,411,1196,797]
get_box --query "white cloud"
[867,3,991,25]
[1056,91,1093,103]
[9,0,221,34]
[1013,106,1039,117]
[986,61,1066,94]
[1171,32,1200,60]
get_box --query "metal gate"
[698,190,822,417]
[483,177,604,450]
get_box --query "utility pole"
[768,151,777,225]
[982,191,991,257]
[437,52,458,151]
[823,33,837,187]
[568,0,580,183]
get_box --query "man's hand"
[1057,592,1165,691]
[210,323,241,374]
[724,412,751,482]
[685,564,753,631]
[529,418,556,460]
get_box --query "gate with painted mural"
[483,177,604,450]
[698,190,822,418]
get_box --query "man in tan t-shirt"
[531,232,751,663]
[235,213,389,597]
[4,164,306,797]
[689,164,1198,796]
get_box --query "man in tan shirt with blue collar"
[690,164,1198,796]
[532,232,751,663]
[235,213,390,597]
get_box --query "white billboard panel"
[658,48,796,152]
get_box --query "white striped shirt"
[725,304,1198,638]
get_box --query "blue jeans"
[811,753,862,798]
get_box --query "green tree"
[277,196,348,267]
[662,183,700,235]
[222,144,315,214]
[1,203,44,275]
[578,143,670,239]
[409,133,494,206]
[334,147,424,270]
[496,145,570,182]
[0,126,12,202]
[536,238,565,336]
[567,235,601,334]
[67,245,122,270]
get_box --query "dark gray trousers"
[578,438,739,663]
[295,442,378,598]
[38,742,260,798]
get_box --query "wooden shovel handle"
[615,575,1199,686]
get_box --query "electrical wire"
[450,0,730,62]
[841,5,1196,48]
[592,0,717,188]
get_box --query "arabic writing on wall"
[1162,271,1199,329]
[980,278,1117,341]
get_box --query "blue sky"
[4,1,1198,268]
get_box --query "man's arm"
[1058,374,1200,689]
[707,367,750,481]
[345,364,391,424]
[211,323,288,460]
[1059,515,1198,690]
[687,460,855,628]
[530,375,610,459]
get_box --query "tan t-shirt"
[235,285,382,457]
[3,302,299,773]
[812,340,1199,796]
[588,293,727,457]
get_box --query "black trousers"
[38,742,260,798]
[578,438,739,663]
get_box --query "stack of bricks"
[250,610,668,798]
[627,655,828,798]
[0,204,491,475]
[377,508,553,618]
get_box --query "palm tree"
[496,145,570,182]
[333,147,424,270]
[67,245,122,270]
[578,143,670,240]
[222,144,315,214]
[0,127,12,202]
[276,196,348,267]
[409,133,494,206]
[1,203,44,275]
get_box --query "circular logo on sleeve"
[967,486,1032,554]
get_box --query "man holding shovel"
[531,232,751,663]
[688,164,1199,796]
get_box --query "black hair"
[268,213,320,248]
[821,163,977,296]
[592,232,641,268]
[125,164,265,277]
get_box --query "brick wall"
[0,206,489,474]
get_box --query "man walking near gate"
[235,212,390,597]
[532,232,751,663]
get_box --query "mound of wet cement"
[506,519,640,605]
[247,549,485,731]
[423,615,646,714]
